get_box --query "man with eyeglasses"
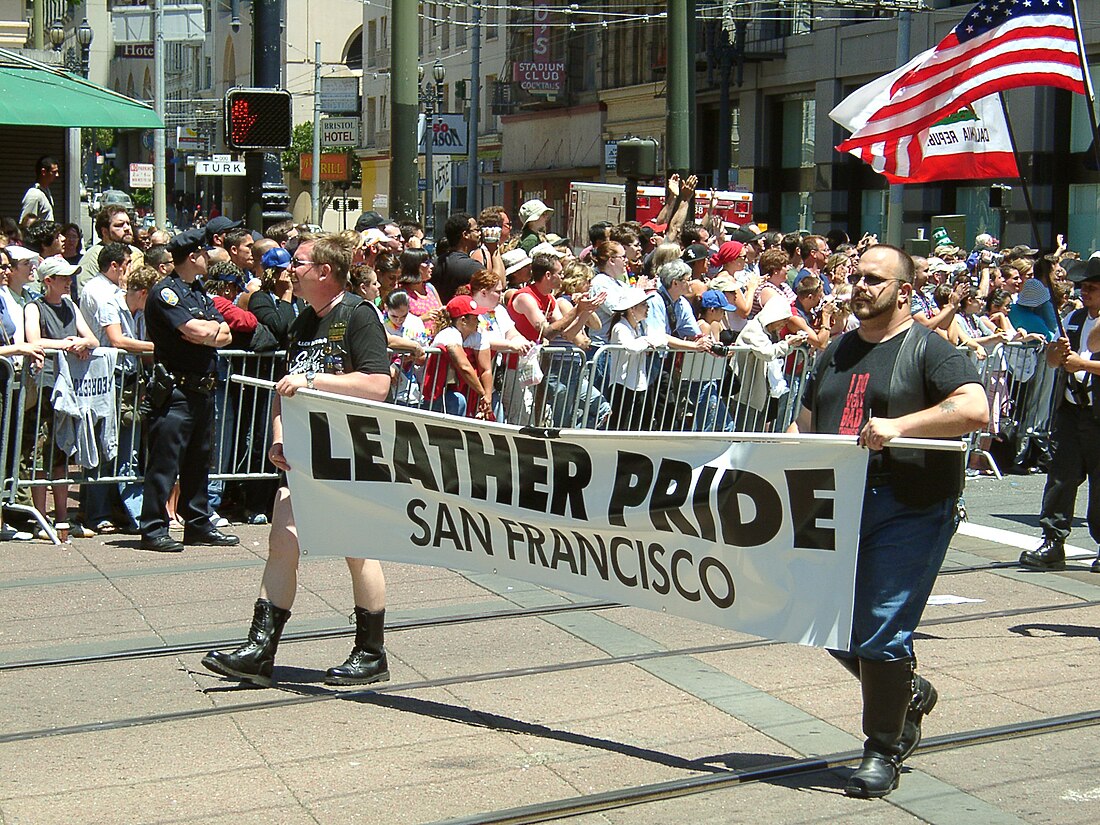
[203,233,394,688]
[1020,258,1100,572]
[139,228,236,553]
[792,244,988,799]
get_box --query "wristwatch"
[305,370,316,389]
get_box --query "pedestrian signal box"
[224,88,293,151]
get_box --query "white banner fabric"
[281,393,869,650]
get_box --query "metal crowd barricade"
[5,348,285,545]
[971,340,1059,478]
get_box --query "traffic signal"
[224,87,293,150]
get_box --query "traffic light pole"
[153,0,167,228]
[389,0,419,222]
[248,0,291,229]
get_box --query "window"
[380,94,388,130]
[366,96,377,145]
[860,190,887,240]
[457,7,466,47]
[487,1,498,39]
[442,16,450,50]
[485,73,497,130]
[380,16,388,49]
[780,192,813,232]
[780,96,815,169]
[1069,184,1100,253]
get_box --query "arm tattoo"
[939,398,958,414]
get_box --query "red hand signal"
[230,98,258,143]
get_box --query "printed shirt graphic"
[286,297,390,378]
[838,372,872,435]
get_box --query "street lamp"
[418,60,446,233]
[47,18,92,79]
[76,19,93,79]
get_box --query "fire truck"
[566,181,754,245]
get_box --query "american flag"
[837,0,1085,153]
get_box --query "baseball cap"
[707,274,738,292]
[261,247,292,270]
[354,211,386,232]
[642,220,668,232]
[204,216,242,244]
[1009,243,1039,257]
[445,295,493,318]
[530,241,566,259]
[518,199,553,226]
[167,227,206,257]
[681,243,708,264]
[5,246,39,263]
[362,228,388,248]
[502,248,532,276]
[37,255,79,279]
[700,289,737,311]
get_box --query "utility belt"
[143,363,215,413]
[172,371,217,394]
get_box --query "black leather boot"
[1019,536,1066,570]
[325,607,390,686]
[831,652,861,680]
[897,672,937,761]
[201,599,291,688]
[845,658,914,799]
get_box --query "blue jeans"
[429,390,467,417]
[839,486,958,661]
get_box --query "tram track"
[0,599,619,672]
[1,595,1097,745]
[428,710,1100,825]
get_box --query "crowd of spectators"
[0,168,1088,541]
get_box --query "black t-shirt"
[286,294,389,378]
[806,326,978,486]
[435,251,484,303]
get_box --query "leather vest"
[1060,307,1100,409]
[813,323,966,508]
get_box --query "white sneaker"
[0,527,34,541]
[210,512,230,528]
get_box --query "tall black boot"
[898,671,937,762]
[325,607,390,686]
[834,653,936,763]
[845,658,914,799]
[201,599,291,688]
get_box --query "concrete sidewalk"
[1,523,1098,824]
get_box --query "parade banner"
[281,391,869,650]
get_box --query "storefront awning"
[0,56,162,130]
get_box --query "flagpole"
[997,92,1044,251]
[1069,0,1100,172]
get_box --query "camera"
[710,342,730,357]
[481,226,502,243]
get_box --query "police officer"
[1020,258,1100,571]
[140,228,239,552]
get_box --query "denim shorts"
[844,485,958,661]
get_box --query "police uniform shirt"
[144,273,225,375]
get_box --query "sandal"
[93,520,118,534]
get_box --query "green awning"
[0,66,162,129]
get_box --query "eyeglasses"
[0,263,10,270]
[290,258,315,269]
[847,272,900,287]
